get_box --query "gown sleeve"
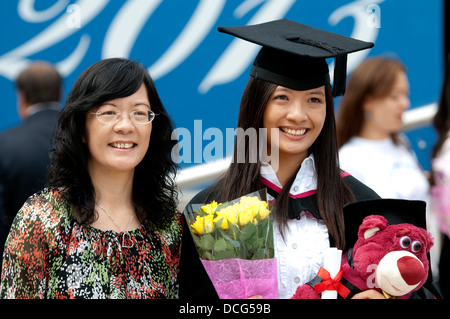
[178,186,219,299]
[342,174,381,202]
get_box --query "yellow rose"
[191,214,214,235]
[239,196,256,208]
[214,205,239,229]
[238,208,255,226]
[200,200,221,215]
[258,204,270,220]
[251,197,271,219]
[252,199,269,219]
[237,196,271,223]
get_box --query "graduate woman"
[179,19,383,299]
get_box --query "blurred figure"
[430,55,450,299]
[336,57,429,203]
[0,61,61,260]
[336,57,439,285]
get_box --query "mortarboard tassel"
[332,52,347,97]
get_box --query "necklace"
[96,202,135,248]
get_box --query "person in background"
[336,57,439,284]
[0,61,61,263]
[1,58,182,299]
[336,57,429,202]
[430,55,450,300]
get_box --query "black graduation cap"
[218,19,374,97]
[343,199,427,249]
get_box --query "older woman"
[1,58,182,299]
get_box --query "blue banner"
[0,0,443,169]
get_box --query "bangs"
[66,59,149,112]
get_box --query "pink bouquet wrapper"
[201,257,278,299]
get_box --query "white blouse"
[261,154,330,299]
[339,136,429,201]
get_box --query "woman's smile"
[279,127,309,138]
[109,142,137,150]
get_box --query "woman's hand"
[351,289,385,299]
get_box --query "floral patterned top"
[0,188,182,299]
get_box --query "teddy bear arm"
[291,283,321,299]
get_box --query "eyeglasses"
[88,110,158,124]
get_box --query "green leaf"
[257,218,269,236]
[220,232,240,249]
[213,238,227,252]
[226,223,240,238]
[202,251,214,260]
[252,236,264,251]
[200,234,215,250]
[240,222,257,241]
[192,234,202,247]
[213,250,237,260]
[253,248,270,259]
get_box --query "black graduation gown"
[178,174,381,299]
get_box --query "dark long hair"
[207,77,354,249]
[431,56,450,185]
[47,58,179,230]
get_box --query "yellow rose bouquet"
[184,189,277,299]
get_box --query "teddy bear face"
[351,215,433,297]
[376,250,425,296]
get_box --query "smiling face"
[84,84,152,176]
[263,85,326,163]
